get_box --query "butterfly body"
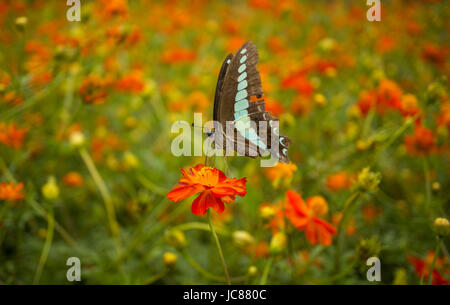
[211,41,291,164]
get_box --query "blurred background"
[0,0,449,284]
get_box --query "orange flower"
[264,162,297,184]
[260,202,286,233]
[400,93,422,119]
[63,172,84,187]
[79,74,109,104]
[408,251,448,285]
[167,164,247,215]
[404,125,436,156]
[325,171,353,192]
[161,48,196,64]
[264,97,285,117]
[0,122,27,149]
[356,89,377,116]
[286,190,337,245]
[0,182,25,201]
[376,78,403,112]
[115,70,144,93]
[281,71,314,96]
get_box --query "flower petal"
[167,183,204,202]
[286,190,308,217]
[191,191,225,215]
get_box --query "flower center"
[309,196,328,217]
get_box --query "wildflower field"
[0,0,449,285]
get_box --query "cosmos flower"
[325,171,354,192]
[285,190,337,245]
[63,172,84,187]
[0,182,25,201]
[79,74,110,104]
[0,122,27,149]
[167,164,247,215]
[408,251,449,285]
[404,125,436,156]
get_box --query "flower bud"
[434,217,450,237]
[15,16,28,31]
[232,230,255,249]
[260,205,276,219]
[269,232,287,255]
[432,181,441,193]
[248,265,258,277]
[42,176,59,200]
[313,94,327,107]
[163,252,177,268]
[165,229,186,249]
[356,167,381,192]
[69,131,85,148]
[123,151,139,169]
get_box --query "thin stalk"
[144,270,168,285]
[33,204,54,284]
[260,256,274,285]
[335,191,361,275]
[79,148,121,254]
[423,157,431,211]
[423,237,441,285]
[207,209,231,285]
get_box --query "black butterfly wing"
[215,41,291,163]
[213,54,233,122]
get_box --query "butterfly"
[208,41,291,164]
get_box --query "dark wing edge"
[213,54,233,122]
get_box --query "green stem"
[423,157,431,211]
[79,148,121,254]
[144,270,167,285]
[426,237,441,285]
[207,209,231,285]
[33,204,54,284]
[182,250,229,282]
[335,191,361,275]
[260,256,274,285]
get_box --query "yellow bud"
[69,131,85,148]
[15,16,28,31]
[42,177,59,200]
[260,205,276,219]
[232,231,255,249]
[163,252,177,268]
[313,94,327,107]
[434,217,450,237]
[165,229,186,249]
[123,151,139,169]
[432,182,441,193]
[124,116,137,128]
[270,232,287,255]
[248,266,258,277]
[357,167,381,192]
